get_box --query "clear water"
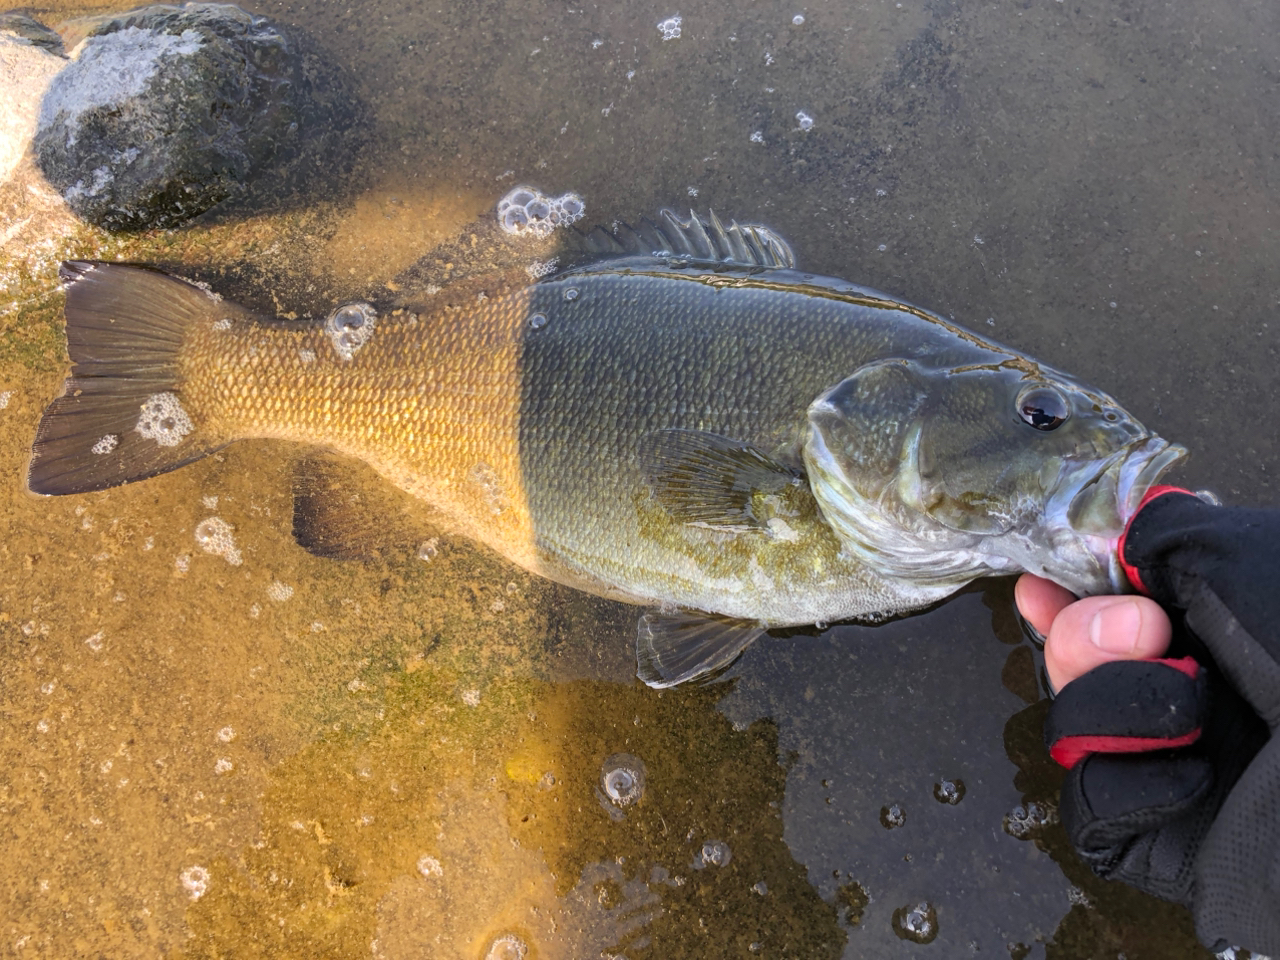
[1,1,1277,957]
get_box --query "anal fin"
[292,454,442,562]
[635,610,766,688]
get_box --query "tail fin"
[28,261,231,495]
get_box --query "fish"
[26,207,1187,687]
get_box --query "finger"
[1014,573,1077,639]
[1045,595,1173,693]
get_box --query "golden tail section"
[27,261,235,495]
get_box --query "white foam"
[194,516,242,565]
[180,865,209,901]
[136,392,192,446]
[91,434,118,455]
[657,15,683,40]
[497,186,585,240]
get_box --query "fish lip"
[1114,437,1188,522]
[1056,436,1187,527]
[1054,436,1187,593]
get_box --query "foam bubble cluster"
[136,392,193,446]
[692,840,732,869]
[933,778,966,805]
[485,934,528,960]
[600,753,646,807]
[181,865,209,901]
[325,302,377,361]
[892,901,938,944]
[880,803,905,829]
[91,434,119,455]
[497,186,585,239]
[195,516,242,565]
[1004,801,1056,839]
[657,15,682,40]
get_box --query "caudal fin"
[28,261,232,495]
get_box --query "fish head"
[804,357,1187,597]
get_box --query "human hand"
[1013,573,1172,693]
[1017,490,1280,955]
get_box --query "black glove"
[1043,488,1280,954]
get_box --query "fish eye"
[1017,386,1069,431]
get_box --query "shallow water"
[1,0,1277,957]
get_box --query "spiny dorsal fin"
[638,429,813,533]
[577,209,795,269]
[635,610,766,687]
[292,454,443,562]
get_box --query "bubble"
[194,517,243,566]
[497,186,586,239]
[892,901,937,943]
[1003,801,1056,839]
[266,580,294,602]
[752,880,768,895]
[880,803,906,829]
[562,287,579,301]
[657,14,682,40]
[796,111,814,131]
[693,840,732,869]
[214,757,233,775]
[91,434,118,455]
[416,855,442,878]
[181,865,210,901]
[136,392,193,447]
[417,538,439,561]
[84,630,104,652]
[485,934,528,960]
[792,13,806,24]
[216,726,236,743]
[525,257,560,279]
[600,753,646,806]
[528,313,548,330]
[933,778,966,805]
[325,302,377,361]
[750,131,765,144]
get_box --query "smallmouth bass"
[27,210,1186,685]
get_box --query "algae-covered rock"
[33,2,364,230]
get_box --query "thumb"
[1046,595,1173,693]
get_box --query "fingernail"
[1089,600,1141,655]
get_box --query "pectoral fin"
[639,429,809,532]
[635,610,766,688]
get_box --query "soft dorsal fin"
[638,429,814,533]
[576,209,795,269]
[635,610,766,687]
[292,454,443,562]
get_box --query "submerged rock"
[0,14,67,185]
[33,2,364,230]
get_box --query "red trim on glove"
[1050,728,1202,769]
[1048,657,1203,768]
[1118,486,1197,594]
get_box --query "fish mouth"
[1058,436,1188,591]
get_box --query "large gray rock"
[33,3,364,230]
[0,14,67,186]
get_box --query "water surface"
[1,0,1277,957]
